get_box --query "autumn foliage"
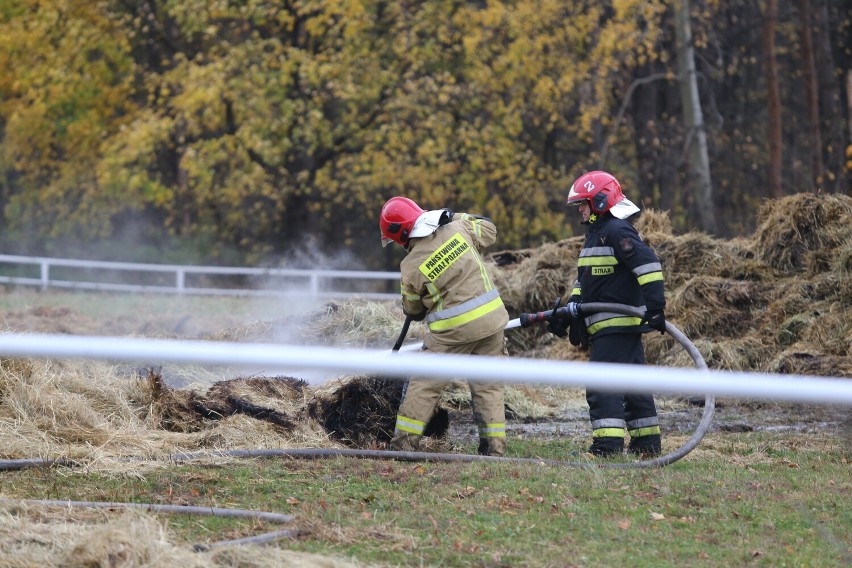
[0,1,849,268]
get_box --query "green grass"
[1,434,848,567]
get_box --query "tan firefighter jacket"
[400,213,509,346]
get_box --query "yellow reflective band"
[423,282,442,311]
[419,232,471,282]
[637,272,664,285]
[479,423,506,438]
[428,296,505,332]
[474,249,494,291]
[571,286,581,296]
[578,256,617,267]
[587,316,643,335]
[629,426,661,438]
[592,427,625,438]
[395,415,426,435]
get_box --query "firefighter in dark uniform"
[548,171,667,457]
[379,196,510,457]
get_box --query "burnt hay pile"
[0,193,849,462]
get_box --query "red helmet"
[380,196,424,247]
[567,171,640,219]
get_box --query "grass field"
[1,434,849,567]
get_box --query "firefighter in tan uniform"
[379,196,510,456]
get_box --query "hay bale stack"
[752,193,852,274]
[634,208,673,237]
[490,193,849,378]
[488,239,582,352]
[489,238,583,314]
[667,276,770,338]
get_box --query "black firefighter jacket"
[569,213,666,338]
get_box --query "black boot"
[588,436,624,457]
[628,434,661,457]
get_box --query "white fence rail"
[0,254,400,300]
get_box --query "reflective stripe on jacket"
[400,213,509,345]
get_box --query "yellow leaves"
[0,0,677,260]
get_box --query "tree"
[761,0,783,197]
[797,0,824,189]
[673,0,717,233]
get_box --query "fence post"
[40,261,49,291]
[176,269,185,294]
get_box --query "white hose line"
[0,332,846,404]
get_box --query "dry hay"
[633,208,673,238]
[207,299,426,349]
[489,239,583,315]
[752,193,852,274]
[766,344,852,377]
[504,385,568,420]
[0,358,338,465]
[650,232,759,290]
[650,336,773,372]
[0,357,184,461]
[488,239,582,353]
[666,276,770,339]
[0,305,100,336]
[835,239,852,275]
[206,319,274,343]
[295,299,428,348]
[0,506,363,568]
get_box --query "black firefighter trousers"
[586,332,661,456]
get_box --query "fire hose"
[0,303,712,471]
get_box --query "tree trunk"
[813,0,848,192]
[762,0,783,197]
[673,0,717,233]
[847,71,852,151]
[798,0,824,190]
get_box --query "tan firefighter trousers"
[390,330,507,456]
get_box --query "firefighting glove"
[641,308,666,335]
[547,312,570,338]
[568,318,589,349]
[405,310,427,322]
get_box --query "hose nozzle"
[518,302,583,328]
